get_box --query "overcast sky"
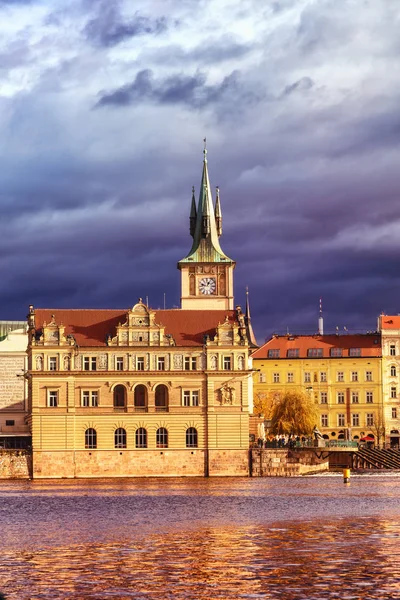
[1,0,400,341]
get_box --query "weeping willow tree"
[270,390,319,436]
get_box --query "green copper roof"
[179,149,234,264]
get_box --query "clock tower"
[178,146,235,310]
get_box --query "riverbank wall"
[0,450,31,479]
[251,448,329,476]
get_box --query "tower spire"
[189,186,197,237]
[215,186,222,237]
[318,297,324,335]
[245,286,258,346]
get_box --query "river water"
[0,474,399,599]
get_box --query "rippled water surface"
[0,474,400,599]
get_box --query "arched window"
[155,385,169,412]
[114,385,126,411]
[135,427,147,448]
[85,428,97,449]
[134,385,147,412]
[391,365,397,377]
[186,427,198,448]
[114,428,127,449]
[156,427,168,448]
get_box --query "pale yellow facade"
[253,335,383,441]
[377,315,400,447]
[26,151,255,478]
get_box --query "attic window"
[349,348,361,357]
[268,349,280,358]
[307,348,323,357]
[287,349,299,358]
[330,348,342,357]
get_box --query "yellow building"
[252,333,383,442]
[26,148,257,478]
[377,314,400,448]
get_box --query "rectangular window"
[81,391,98,407]
[366,391,373,404]
[351,371,358,382]
[391,386,397,399]
[321,414,328,427]
[338,414,345,427]
[392,407,397,419]
[287,348,299,358]
[259,372,266,383]
[137,357,145,371]
[273,372,280,383]
[320,372,327,383]
[337,391,345,404]
[184,357,197,370]
[183,390,191,407]
[390,344,396,356]
[365,371,373,382]
[223,356,231,370]
[83,357,97,371]
[157,357,165,371]
[304,372,311,383]
[182,390,200,407]
[351,391,359,404]
[268,349,280,358]
[48,390,58,407]
[366,413,374,427]
[320,392,328,404]
[352,413,360,427]
[287,372,294,383]
[349,348,361,357]
[308,348,323,357]
[116,357,124,371]
[337,371,344,382]
[330,348,343,357]
[5,420,15,426]
[49,357,57,371]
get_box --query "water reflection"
[0,477,399,599]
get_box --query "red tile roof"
[379,315,400,330]
[252,334,381,359]
[34,309,237,347]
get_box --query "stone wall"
[0,450,31,479]
[251,448,329,477]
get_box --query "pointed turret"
[189,186,197,237]
[245,287,258,346]
[179,144,233,264]
[215,186,222,237]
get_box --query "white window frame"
[304,372,311,383]
[337,371,344,382]
[157,356,165,371]
[321,414,328,427]
[273,372,280,383]
[320,372,327,383]
[351,371,358,382]
[352,413,360,427]
[391,386,397,399]
[49,356,57,371]
[48,390,58,407]
[287,372,294,383]
[320,392,328,404]
[83,356,97,371]
[136,356,145,371]
[392,407,397,419]
[366,391,373,404]
[223,356,232,370]
[116,357,124,371]
[351,391,359,404]
[337,391,345,404]
[338,413,345,427]
[182,390,200,407]
[366,371,373,382]
[366,413,374,427]
[81,390,99,407]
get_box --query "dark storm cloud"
[84,1,167,47]
[96,69,242,108]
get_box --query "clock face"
[199,277,216,295]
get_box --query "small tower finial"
[318,297,324,335]
[203,137,207,161]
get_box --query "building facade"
[252,334,383,443]
[0,322,30,449]
[27,150,256,478]
[377,314,400,448]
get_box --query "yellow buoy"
[343,468,350,483]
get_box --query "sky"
[1,0,400,342]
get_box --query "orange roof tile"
[379,315,400,330]
[34,309,237,347]
[252,333,381,359]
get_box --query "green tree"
[270,390,318,436]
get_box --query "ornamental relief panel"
[152,332,160,342]
[74,355,82,370]
[119,331,128,344]
[218,383,236,405]
[45,330,59,344]
[98,354,108,370]
[173,355,183,370]
[199,354,206,370]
